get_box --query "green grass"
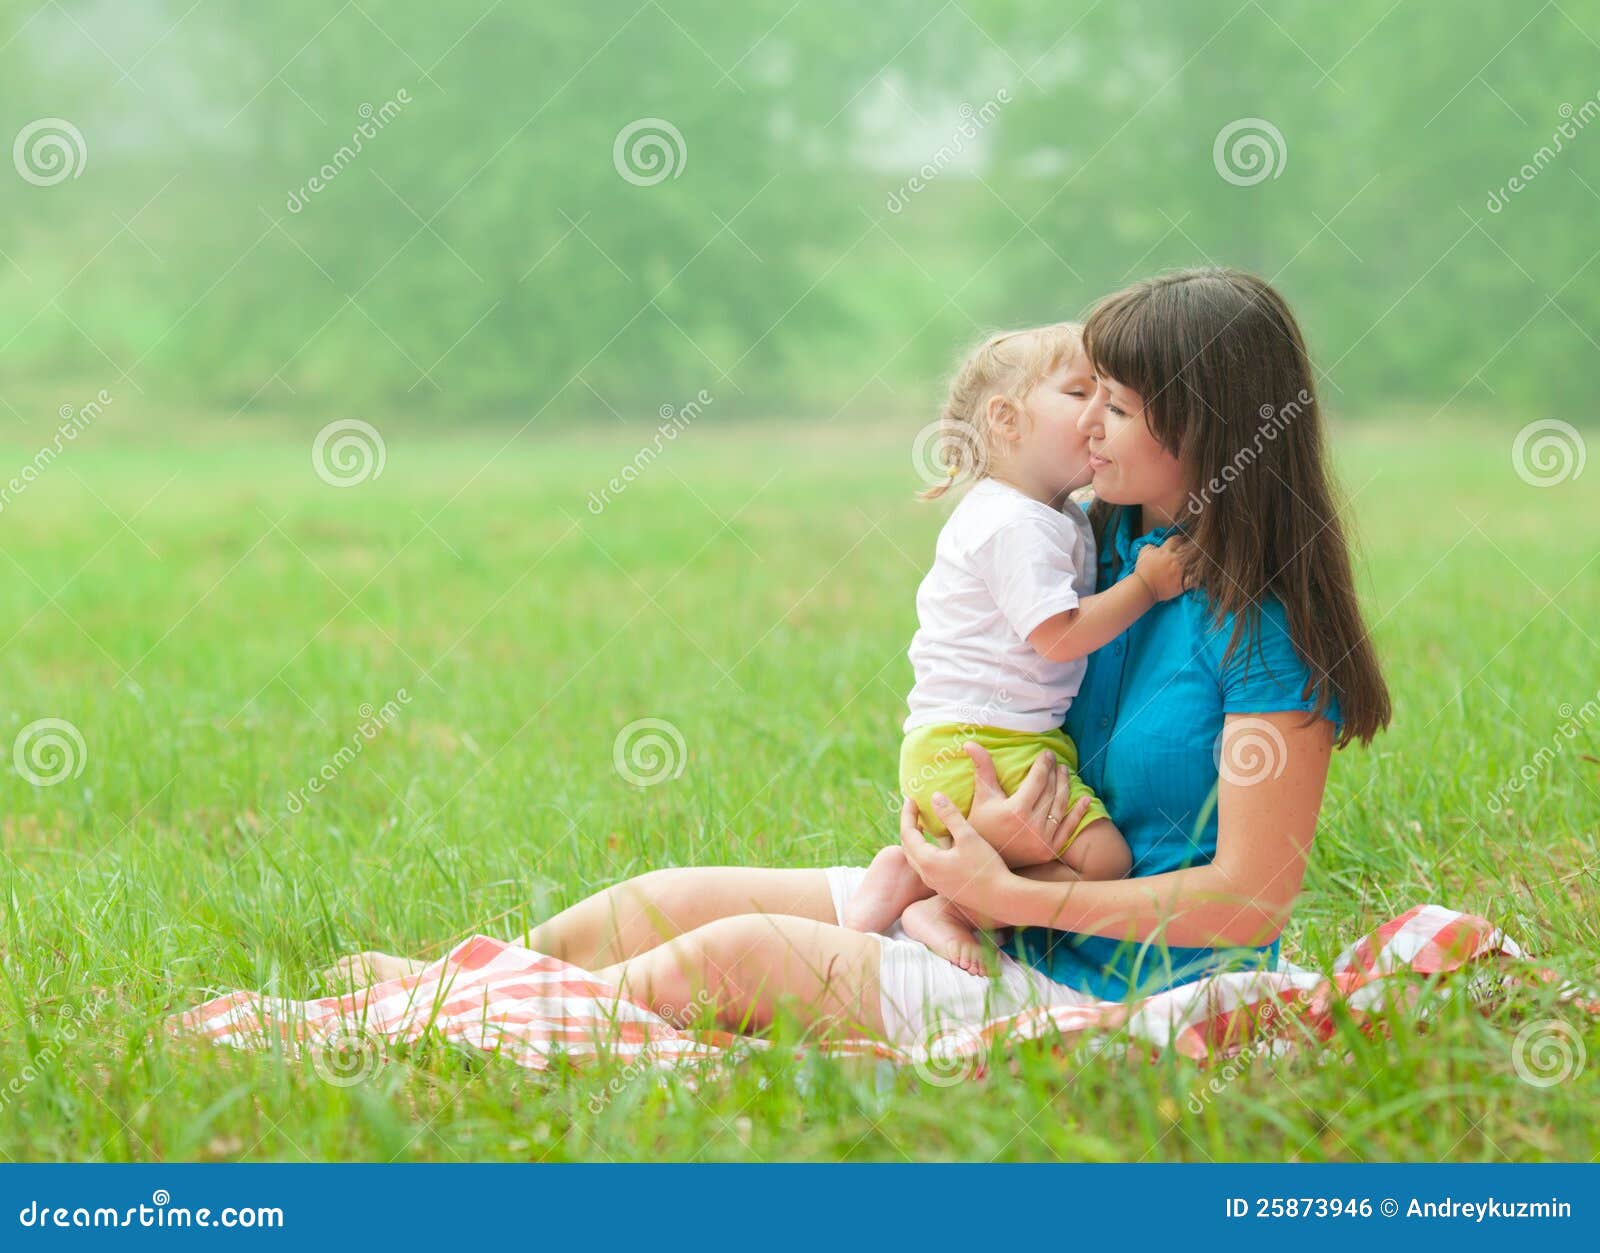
[1,413,1596,1162]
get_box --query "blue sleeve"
[1208,598,1342,728]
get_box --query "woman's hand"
[959,741,1092,864]
[898,795,1010,915]
[898,779,1095,921]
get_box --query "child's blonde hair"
[920,322,1083,500]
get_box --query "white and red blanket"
[172,905,1595,1078]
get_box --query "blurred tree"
[0,0,1593,420]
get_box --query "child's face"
[1016,351,1096,495]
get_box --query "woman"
[350,268,1390,1046]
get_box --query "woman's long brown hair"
[1083,267,1391,747]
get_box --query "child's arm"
[1028,534,1189,663]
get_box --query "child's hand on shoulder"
[1134,533,1193,602]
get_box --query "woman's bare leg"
[596,913,884,1038]
[332,866,838,984]
[523,867,837,968]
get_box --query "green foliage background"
[4,0,1597,419]
[2,2,1598,1164]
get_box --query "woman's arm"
[900,711,1333,949]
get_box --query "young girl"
[843,324,1188,970]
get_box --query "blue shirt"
[1002,506,1341,1000]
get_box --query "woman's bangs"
[1083,291,1157,398]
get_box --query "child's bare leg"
[900,895,985,975]
[843,845,935,934]
[1058,817,1132,880]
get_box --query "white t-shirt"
[905,479,1097,734]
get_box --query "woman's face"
[1078,372,1189,524]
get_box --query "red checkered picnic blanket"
[172,905,1594,1078]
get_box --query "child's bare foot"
[322,950,424,988]
[843,845,932,934]
[901,896,986,975]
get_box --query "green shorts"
[899,722,1109,850]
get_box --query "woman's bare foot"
[323,950,424,988]
[842,846,933,934]
[901,895,986,975]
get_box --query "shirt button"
[1113,641,1125,655]
[1099,716,1111,729]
